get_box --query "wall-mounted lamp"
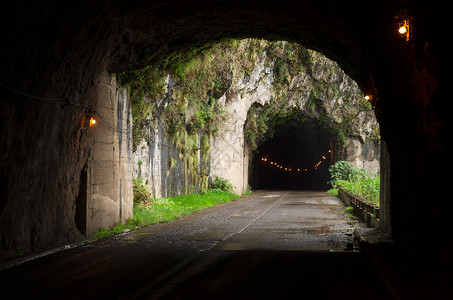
[89,117,97,127]
[398,19,410,42]
[395,10,413,42]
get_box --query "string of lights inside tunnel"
[260,149,332,173]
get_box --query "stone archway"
[0,1,449,263]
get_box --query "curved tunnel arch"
[250,117,338,191]
[105,1,379,97]
[0,1,449,264]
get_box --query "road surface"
[0,190,394,299]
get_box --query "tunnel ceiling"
[1,0,401,101]
[106,0,390,93]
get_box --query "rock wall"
[131,41,380,197]
[0,0,449,270]
[133,120,187,199]
[209,58,274,194]
[342,138,380,175]
[0,70,133,258]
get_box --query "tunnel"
[251,118,336,191]
[0,0,451,293]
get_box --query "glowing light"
[89,117,96,127]
[398,24,407,34]
[397,19,410,42]
[364,95,371,101]
[260,150,334,174]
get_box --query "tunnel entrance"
[250,116,337,191]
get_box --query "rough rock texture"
[132,41,379,196]
[0,1,450,270]
[210,52,275,194]
[133,123,188,199]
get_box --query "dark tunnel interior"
[250,119,336,191]
[1,5,451,296]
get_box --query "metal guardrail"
[337,186,380,228]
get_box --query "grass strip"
[84,189,239,244]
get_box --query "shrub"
[336,175,380,206]
[328,160,367,186]
[209,176,233,193]
[329,161,380,206]
[328,161,354,186]
[133,177,153,205]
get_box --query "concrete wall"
[85,72,133,235]
[342,138,380,176]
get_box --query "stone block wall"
[84,72,133,236]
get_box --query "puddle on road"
[314,226,330,234]
[267,224,355,235]
[263,194,281,198]
[284,199,340,205]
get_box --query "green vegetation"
[117,38,378,191]
[328,160,365,185]
[116,38,273,150]
[328,160,380,206]
[344,206,358,220]
[85,223,136,243]
[242,43,376,151]
[83,177,239,244]
[326,188,338,196]
[208,176,233,193]
[130,189,239,227]
[117,39,286,190]
[132,177,153,205]
[345,206,355,214]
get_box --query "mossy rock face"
[120,38,379,189]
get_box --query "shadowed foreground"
[0,191,445,299]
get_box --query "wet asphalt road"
[0,190,395,299]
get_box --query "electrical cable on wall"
[0,79,131,135]
[0,81,61,102]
